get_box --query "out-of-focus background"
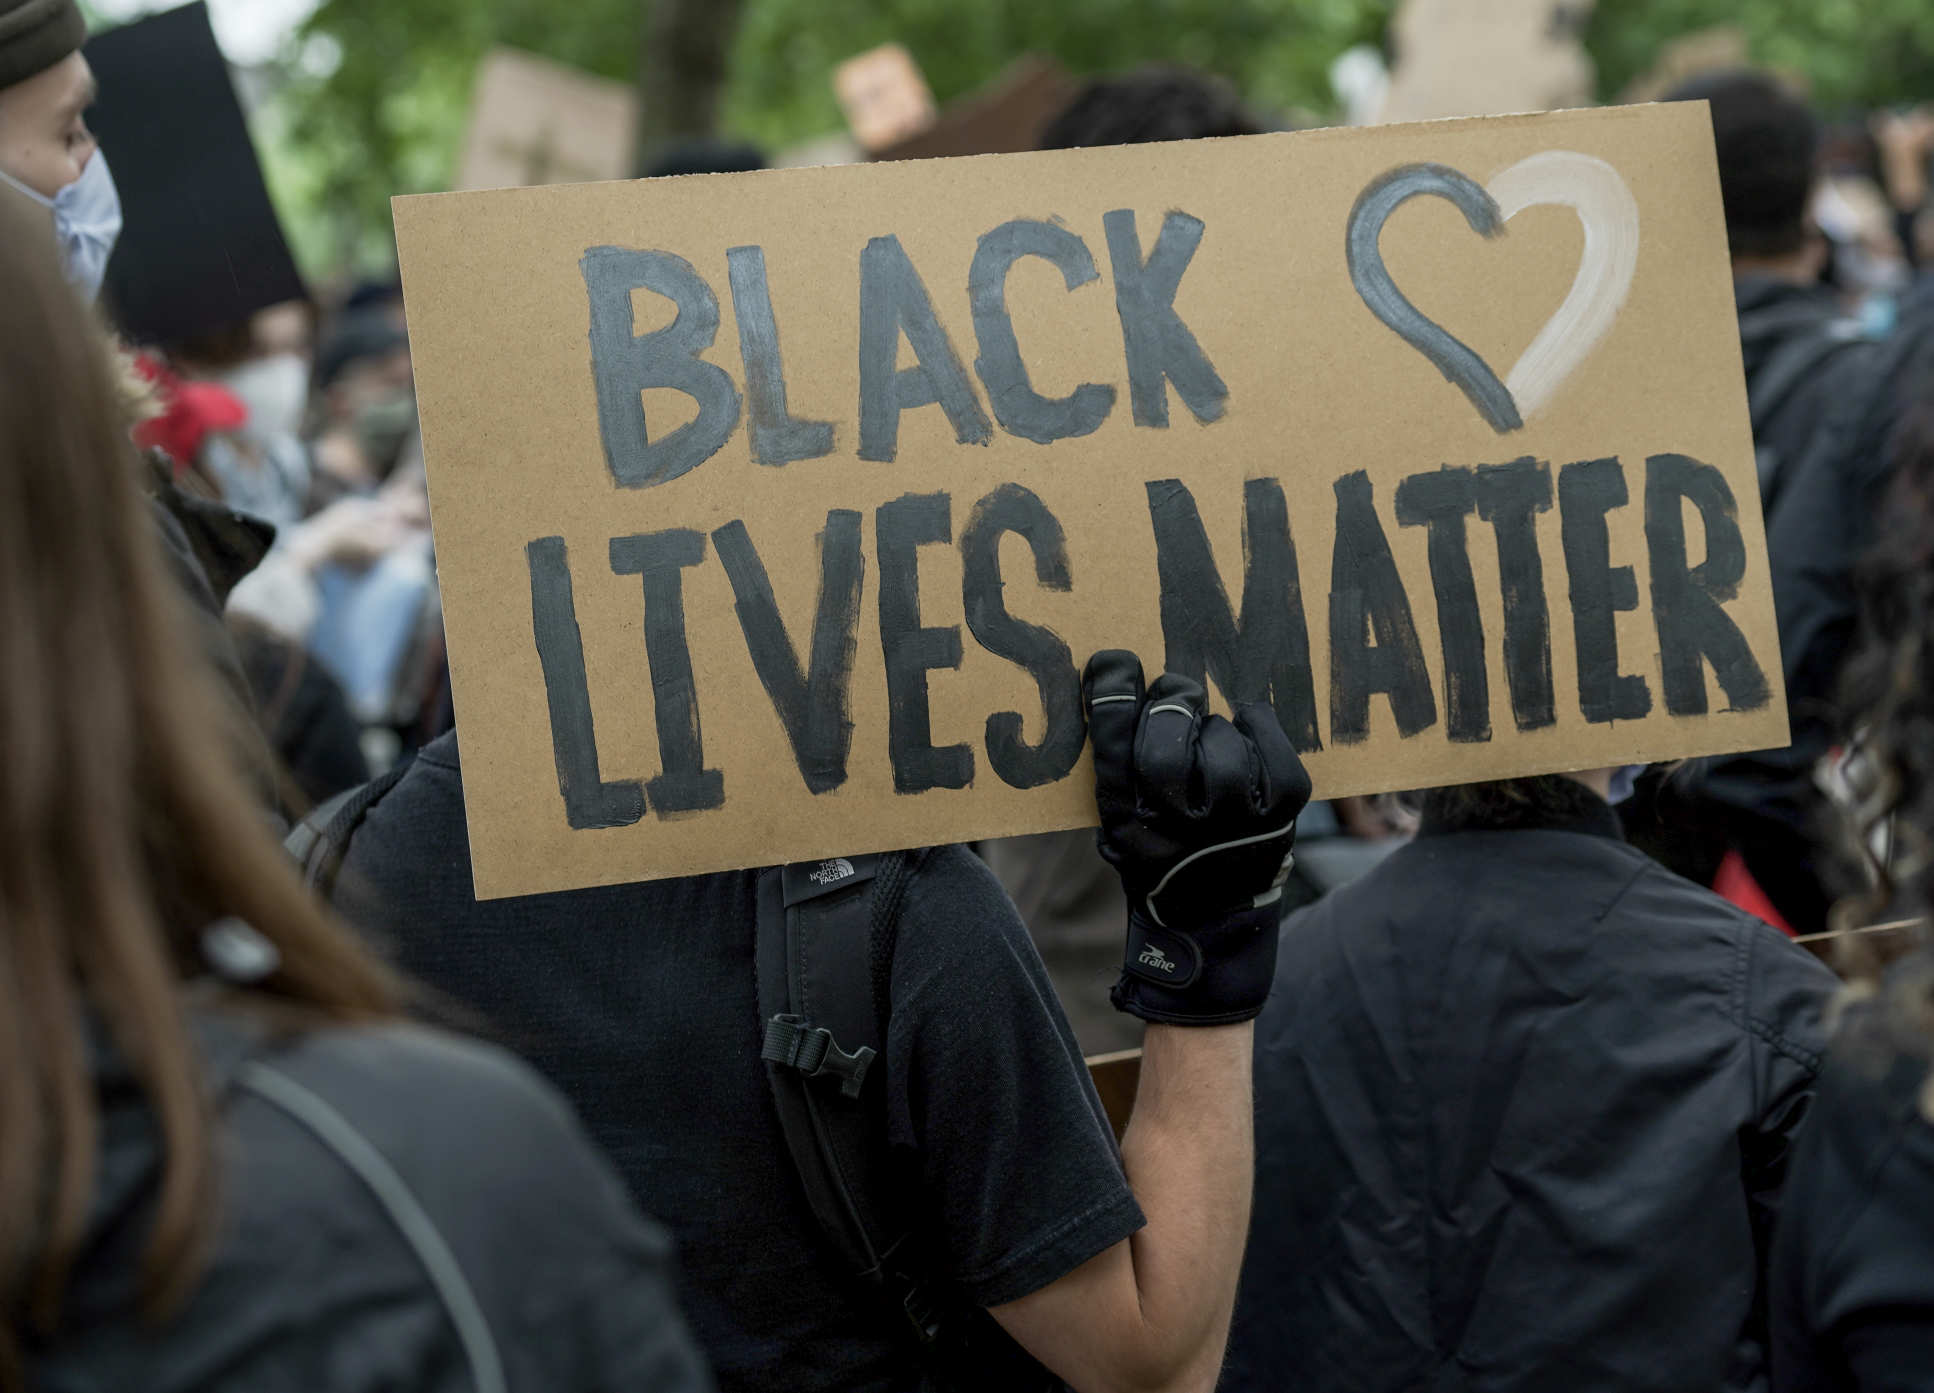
[80,0,1934,280]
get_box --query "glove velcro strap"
[1121,918,1203,988]
[1110,901,1282,1027]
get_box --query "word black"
[580,210,1228,489]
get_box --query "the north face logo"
[1138,946,1176,974]
[808,858,856,886]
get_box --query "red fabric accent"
[130,355,247,469]
[1713,849,1795,936]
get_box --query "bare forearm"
[1114,1021,1255,1387]
[990,1021,1256,1392]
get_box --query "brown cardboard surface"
[833,43,937,154]
[394,102,1790,899]
[1378,0,1595,123]
[1085,1049,1142,1141]
[455,48,635,192]
[875,55,1075,162]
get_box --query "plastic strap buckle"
[761,1014,876,1098]
[902,1282,945,1345]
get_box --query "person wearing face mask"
[1225,768,1839,1393]
[0,0,118,300]
[0,0,292,811]
[164,303,320,528]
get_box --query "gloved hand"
[1085,651,1312,1026]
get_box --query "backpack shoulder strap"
[1748,319,1866,436]
[233,1058,507,1393]
[755,853,1069,1388]
[284,764,411,896]
[756,851,926,1297]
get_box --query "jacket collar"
[1417,788,1625,842]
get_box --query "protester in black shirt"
[1227,768,1836,1393]
[330,657,1309,1391]
[341,743,1141,1389]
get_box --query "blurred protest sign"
[876,55,1076,162]
[1378,0,1595,123]
[456,48,635,192]
[86,1,304,346]
[394,102,1788,897]
[834,43,936,154]
[1618,28,1750,105]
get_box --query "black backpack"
[287,785,1059,1391]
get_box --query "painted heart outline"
[1346,150,1641,433]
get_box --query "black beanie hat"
[0,0,84,91]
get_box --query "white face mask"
[0,149,123,301]
[222,352,311,444]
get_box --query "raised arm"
[991,651,1309,1392]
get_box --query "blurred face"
[0,53,98,199]
[326,346,414,422]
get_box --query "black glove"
[1084,651,1312,1026]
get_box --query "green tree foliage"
[279,0,1932,274]
[1588,0,1934,112]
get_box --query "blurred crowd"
[9,0,1934,1390]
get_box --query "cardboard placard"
[394,103,1788,899]
[1617,28,1750,106]
[87,1,305,346]
[833,43,937,154]
[455,48,635,192]
[1378,0,1596,124]
[875,55,1075,163]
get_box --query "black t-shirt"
[335,731,1142,1392]
[1772,959,1934,1393]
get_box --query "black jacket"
[1688,280,1919,929]
[1225,798,1837,1393]
[30,1008,713,1392]
[1772,950,1934,1392]
[1734,276,1871,518]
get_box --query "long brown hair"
[0,195,401,1376]
[1829,337,1934,1100]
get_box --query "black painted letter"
[1329,471,1436,744]
[1644,452,1771,715]
[1102,209,1229,427]
[1472,457,1556,731]
[726,245,835,467]
[526,537,646,829]
[857,235,993,462]
[877,492,972,792]
[968,220,1116,444]
[581,246,742,489]
[960,484,1085,789]
[1558,457,1652,723]
[609,529,726,813]
[713,512,864,793]
[1146,477,1322,751]
[1395,466,1489,742]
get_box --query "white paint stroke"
[1486,150,1640,420]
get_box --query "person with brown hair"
[0,193,710,1391]
[1770,344,1934,1391]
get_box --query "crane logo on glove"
[1137,946,1178,975]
